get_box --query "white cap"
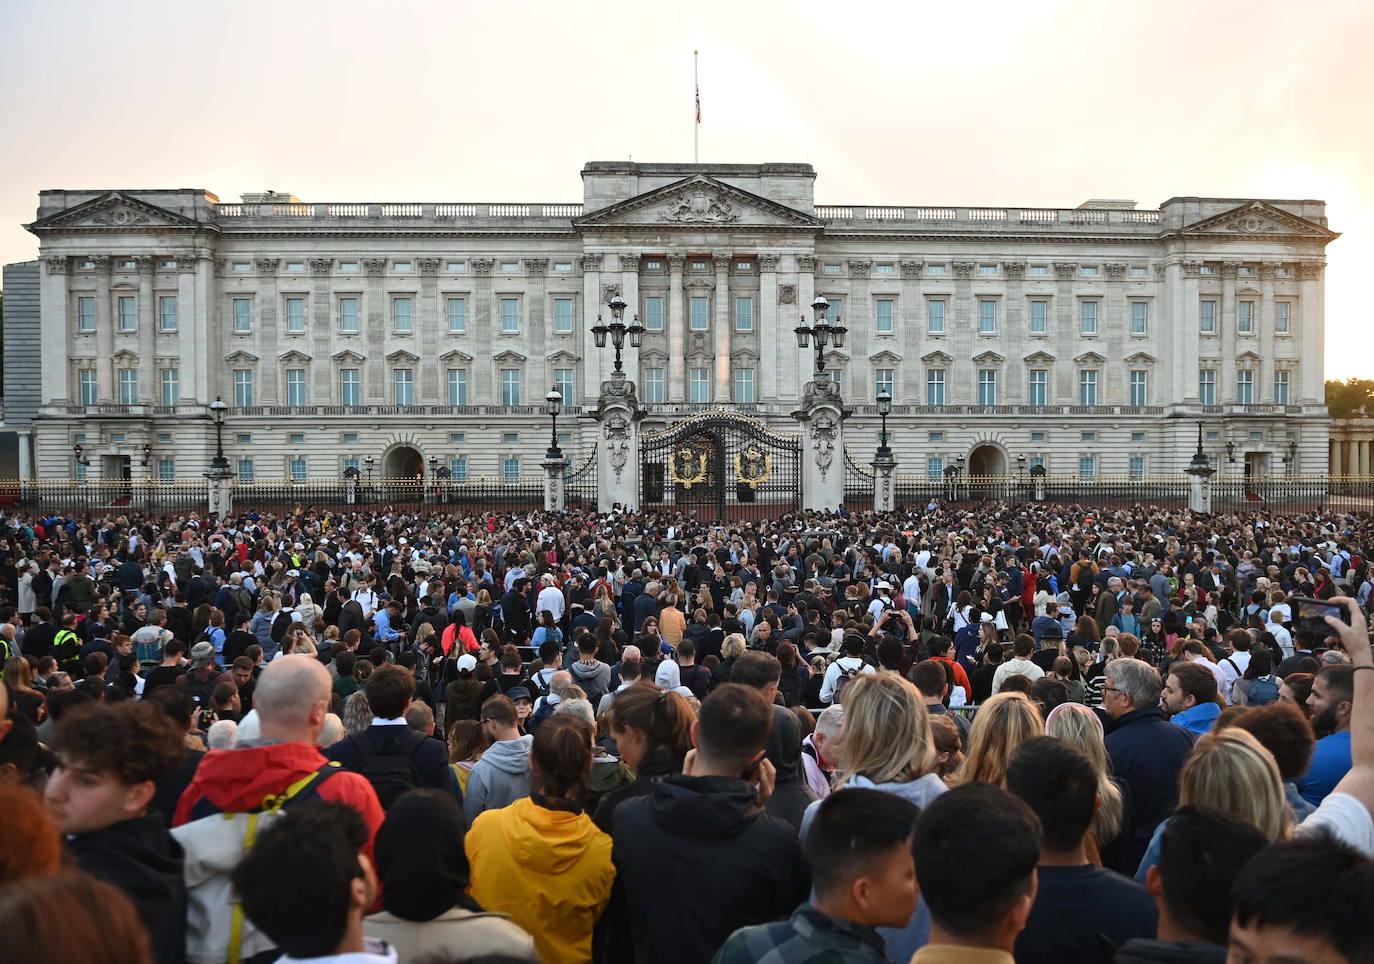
[456,653,477,672]
[286,569,300,577]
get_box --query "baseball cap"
[507,686,532,703]
[286,569,300,577]
[455,653,477,672]
[189,641,216,669]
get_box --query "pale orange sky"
[2,0,1370,378]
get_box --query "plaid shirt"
[712,904,892,964]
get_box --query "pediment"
[1176,201,1338,243]
[386,349,420,363]
[332,349,366,363]
[439,349,473,363]
[869,349,903,364]
[224,350,260,365]
[821,349,850,365]
[973,350,1005,365]
[492,349,527,363]
[1075,351,1107,365]
[1023,351,1056,365]
[639,348,668,364]
[279,350,312,365]
[546,349,581,364]
[111,349,138,362]
[1124,351,1157,365]
[921,350,953,364]
[1237,350,1262,363]
[27,192,205,233]
[685,349,713,363]
[731,347,760,362]
[573,175,824,231]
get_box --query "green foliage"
[1326,379,1374,418]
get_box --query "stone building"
[8,161,1336,485]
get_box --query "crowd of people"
[0,497,1372,964]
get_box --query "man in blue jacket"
[1161,662,1223,735]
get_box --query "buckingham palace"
[2,160,1336,487]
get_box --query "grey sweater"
[462,734,532,823]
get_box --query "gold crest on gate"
[735,445,772,489]
[670,447,708,489]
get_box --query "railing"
[564,445,599,509]
[216,202,584,220]
[229,403,585,418]
[812,205,1161,228]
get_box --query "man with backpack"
[172,655,384,964]
[818,633,875,705]
[327,664,459,808]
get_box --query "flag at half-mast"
[695,82,701,123]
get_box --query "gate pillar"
[793,375,846,512]
[593,371,642,512]
[872,452,897,513]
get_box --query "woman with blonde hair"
[1045,702,1124,864]
[1133,726,1290,881]
[956,691,1044,788]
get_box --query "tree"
[1326,379,1374,419]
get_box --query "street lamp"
[546,386,564,460]
[73,443,90,467]
[590,294,645,374]
[793,295,848,375]
[209,395,229,472]
[141,443,152,468]
[875,388,892,458]
[363,456,375,483]
[427,455,439,476]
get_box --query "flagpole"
[694,50,699,164]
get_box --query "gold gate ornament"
[735,446,772,489]
[670,447,708,489]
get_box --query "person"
[713,788,922,964]
[1006,736,1157,962]
[1043,702,1125,864]
[956,691,1044,788]
[0,872,156,964]
[801,703,844,799]
[45,701,188,964]
[365,789,538,962]
[1296,663,1354,806]
[462,693,532,822]
[818,632,876,705]
[992,634,1045,694]
[911,783,1042,964]
[0,782,63,885]
[1114,806,1269,964]
[1222,701,1317,822]
[466,714,615,964]
[233,800,394,964]
[173,655,385,964]
[911,659,971,749]
[610,683,809,964]
[594,680,695,832]
[1101,657,1197,873]
[446,718,489,796]
[569,634,612,706]
[1228,834,1374,963]
[327,664,459,807]
[1161,661,1223,735]
[731,650,812,831]
[443,652,486,724]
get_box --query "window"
[117,296,136,332]
[156,459,174,481]
[823,264,843,274]
[689,368,710,403]
[1238,300,1255,334]
[340,369,360,406]
[447,369,468,405]
[446,261,466,272]
[1081,431,1096,442]
[554,369,575,406]
[342,457,360,476]
[159,368,179,405]
[927,300,946,333]
[1237,370,1255,404]
[1129,370,1148,406]
[450,457,468,480]
[232,262,251,273]
[977,369,998,405]
[827,298,843,325]
[1029,456,1045,471]
[1029,265,1049,275]
[875,369,894,397]
[978,300,997,333]
[500,369,521,406]
[692,260,709,270]
[1031,432,1045,442]
[393,261,412,273]
[927,457,945,479]
[927,369,946,406]
[689,296,709,331]
[500,298,519,333]
[393,297,413,333]
[1081,265,1099,277]
[1129,456,1146,479]
[446,297,467,333]
[644,297,664,331]
[1130,301,1148,334]
[1276,302,1291,334]
[233,370,253,406]
[733,368,755,403]
[1028,369,1047,406]
[450,433,465,444]
[159,296,177,331]
[1029,300,1047,334]
[1080,301,1098,334]
[77,297,96,332]
[110,433,125,443]
[237,459,254,482]
[1131,266,1148,277]
[1080,456,1097,478]
[339,297,359,333]
[290,433,304,444]
[233,298,252,333]
[501,262,519,272]
[1199,265,1215,276]
[1250,430,1264,441]
[643,368,665,404]
[875,263,895,274]
[734,296,754,332]
[1199,369,1216,405]
[1274,371,1290,405]
[285,262,304,273]
[875,299,894,334]
[286,368,307,406]
[927,264,946,275]
[394,369,414,406]
[1131,432,1146,442]
[79,369,98,405]
[554,298,574,333]
[929,432,944,442]
[118,369,137,405]
[979,264,998,275]
[554,262,573,272]
[342,433,357,444]
[290,458,307,482]
[236,433,252,444]
[825,369,841,386]
[502,458,521,481]
[1200,300,1217,334]
[1079,369,1098,406]
[285,297,305,333]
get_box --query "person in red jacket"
[929,636,974,704]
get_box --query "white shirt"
[1267,621,1294,658]
[867,596,890,623]
[536,584,566,621]
[1190,656,1229,696]
[1218,651,1251,704]
[992,657,1045,694]
[819,656,875,704]
[903,574,923,604]
[352,588,379,618]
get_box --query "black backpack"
[350,729,429,809]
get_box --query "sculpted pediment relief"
[1177,201,1338,242]
[1023,351,1056,366]
[574,175,823,231]
[28,192,204,232]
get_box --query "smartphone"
[1290,597,1351,639]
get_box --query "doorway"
[968,444,1007,478]
[384,446,424,480]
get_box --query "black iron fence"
[842,449,875,512]
[564,446,598,510]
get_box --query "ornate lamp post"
[73,444,90,468]
[546,386,564,460]
[590,295,645,374]
[793,295,848,375]
[209,395,229,472]
[363,456,375,483]
[875,388,893,459]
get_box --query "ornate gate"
[640,411,801,520]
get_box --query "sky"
[1,0,1370,378]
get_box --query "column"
[1362,441,1371,476]
[17,430,32,481]
[758,255,780,402]
[94,258,114,400]
[255,258,280,403]
[178,261,201,402]
[193,255,212,403]
[136,257,156,403]
[473,258,496,402]
[667,255,686,401]
[713,253,731,400]
[1298,263,1324,403]
[1219,262,1238,403]
[1052,262,1076,402]
[363,259,387,404]
[543,454,566,511]
[309,258,333,403]
[1102,263,1127,403]
[40,257,71,403]
[579,254,602,401]
[525,259,548,400]
[847,261,871,400]
[900,261,923,403]
[620,253,640,388]
[1330,439,1340,476]
[1259,263,1278,402]
[418,259,442,403]
[795,376,845,511]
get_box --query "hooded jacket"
[462,734,532,823]
[68,814,187,964]
[611,774,810,964]
[466,797,615,964]
[569,658,612,701]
